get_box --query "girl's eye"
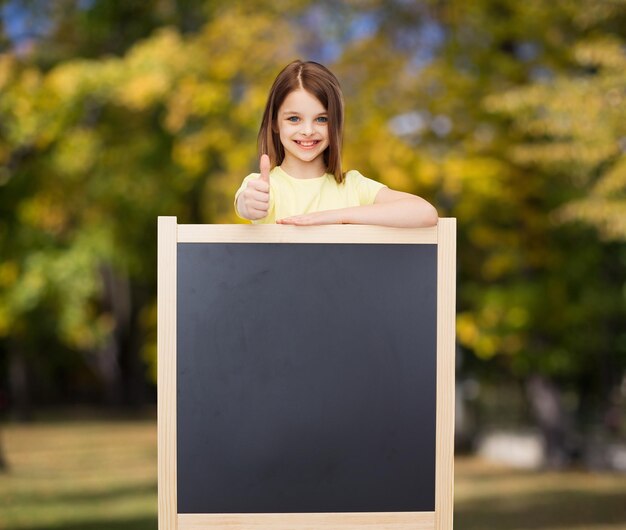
[316,116,328,123]
[287,116,300,122]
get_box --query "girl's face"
[276,89,329,169]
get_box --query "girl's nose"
[301,121,314,135]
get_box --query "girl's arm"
[277,188,438,228]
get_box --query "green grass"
[455,458,626,530]
[1,417,625,529]
[0,417,157,530]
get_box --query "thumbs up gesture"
[238,154,271,220]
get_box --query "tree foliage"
[0,2,301,406]
[0,0,624,457]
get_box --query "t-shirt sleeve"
[349,170,388,205]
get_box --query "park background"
[0,0,625,528]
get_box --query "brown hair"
[258,60,345,183]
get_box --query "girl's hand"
[238,154,271,220]
[277,209,344,226]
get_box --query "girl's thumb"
[259,154,270,182]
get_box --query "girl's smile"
[294,139,322,149]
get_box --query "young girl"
[235,60,438,228]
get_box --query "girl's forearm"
[337,198,438,228]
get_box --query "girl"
[235,60,438,228]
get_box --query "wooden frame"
[158,217,456,530]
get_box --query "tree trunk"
[8,340,33,422]
[0,429,8,472]
[119,285,150,408]
[96,263,149,409]
[93,263,131,407]
[525,374,571,468]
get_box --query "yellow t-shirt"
[234,166,387,224]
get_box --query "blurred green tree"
[0,0,624,470]
[0,2,301,416]
[414,0,626,463]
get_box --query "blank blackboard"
[177,243,436,513]
[158,221,456,530]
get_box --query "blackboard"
[177,242,437,513]
[158,221,456,530]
